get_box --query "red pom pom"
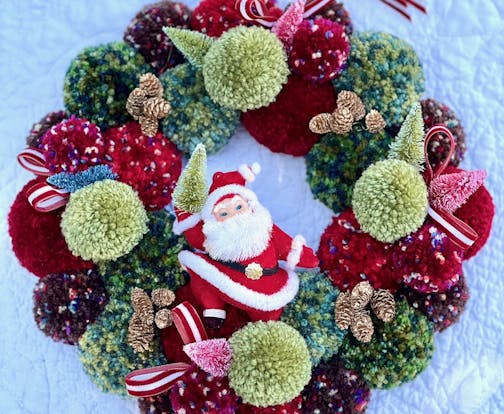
[191,0,282,37]
[392,220,463,293]
[242,75,337,156]
[238,396,303,413]
[289,18,350,83]
[40,116,106,174]
[318,209,399,292]
[8,178,93,277]
[104,123,182,211]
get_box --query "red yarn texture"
[318,209,399,292]
[8,178,93,277]
[238,396,303,413]
[190,0,282,37]
[241,75,337,156]
[40,116,106,174]
[104,123,182,211]
[289,18,349,83]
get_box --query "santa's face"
[203,195,273,262]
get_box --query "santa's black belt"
[209,257,279,276]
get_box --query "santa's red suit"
[173,164,319,322]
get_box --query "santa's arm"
[173,208,206,251]
[271,225,319,269]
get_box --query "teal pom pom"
[47,165,117,193]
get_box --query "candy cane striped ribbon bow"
[125,302,208,398]
[424,125,478,250]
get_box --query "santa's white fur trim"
[251,162,261,175]
[202,184,258,222]
[239,164,255,182]
[178,250,299,311]
[286,235,306,270]
[203,309,227,319]
[173,213,201,235]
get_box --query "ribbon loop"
[17,147,51,176]
[26,182,70,212]
[424,124,455,184]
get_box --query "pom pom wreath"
[203,26,289,111]
[352,159,428,243]
[8,178,93,277]
[421,98,467,169]
[228,321,312,407]
[104,122,182,210]
[392,221,463,293]
[333,32,424,126]
[26,110,67,148]
[33,269,108,345]
[318,209,400,292]
[289,18,350,83]
[61,179,149,262]
[400,273,470,332]
[63,42,152,130]
[311,1,354,36]
[160,63,239,155]
[40,116,107,174]
[339,300,434,389]
[241,75,337,156]
[47,165,117,193]
[280,271,347,365]
[124,1,192,73]
[190,0,282,38]
[306,129,393,213]
[238,396,303,413]
[170,364,239,414]
[138,393,173,414]
[301,359,371,414]
[99,210,189,303]
[78,299,166,395]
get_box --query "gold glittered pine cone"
[351,310,374,343]
[139,116,159,137]
[144,97,171,120]
[351,281,374,311]
[154,308,173,330]
[365,109,387,133]
[371,289,396,322]
[335,291,353,330]
[151,288,176,308]
[127,313,154,353]
[337,91,366,121]
[309,113,334,134]
[139,73,164,98]
[126,88,147,119]
[130,288,154,325]
[330,106,354,134]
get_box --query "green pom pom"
[333,32,424,126]
[78,299,166,395]
[306,129,393,213]
[63,42,151,130]
[98,210,189,302]
[389,102,425,170]
[229,321,312,407]
[352,159,428,242]
[61,179,148,262]
[203,26,289,111]
[160,63,240,155]
[281,271,347,365]
[339,300,434,389]
[163,27,214,68]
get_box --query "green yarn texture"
[229,321,312,407]
[78,299,166,395]
[333,32,424,126]
[163,27,214,68]
[281,271,347,365]
[339,300,434,389]
[203,26,290,111]
[306,129,393,213]
[160,63,239,155]
[99,210,189,303]
[63,42,151,130]
[352,159,428,242]
[61,179,148,262]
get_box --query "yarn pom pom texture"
[1,1,502,414]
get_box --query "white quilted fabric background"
[0,1,503,413]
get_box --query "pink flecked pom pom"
[183,338,232,377]
[272,0,305,48]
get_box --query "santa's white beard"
[203,203,273,262]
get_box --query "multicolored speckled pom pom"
[26,110,67,148]
[312,1,354,36]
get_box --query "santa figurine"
[172,145,319,329]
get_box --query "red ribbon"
[17,147,51,176]
[379,0,426,20]
[125,301,208,398]
[424,125,478,250]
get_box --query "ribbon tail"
[428,206,478,250]
[379,0,411,20]
[27,182,70,212]
[303,0,332,17]
[172,301,208,344]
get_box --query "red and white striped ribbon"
[379,0,426,21]
[303,0,332,17]
[125,302,208,398]
[26,181,70,212]
[17,147,51,176]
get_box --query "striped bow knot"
[17,147,70,212]
[424,125,480,250]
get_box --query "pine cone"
[139,116,159,137]
[365,110,387,133]
[154,308,173,330]
[126,88,147,119]
[351,310,374,343]
[151,288,175,308]
[371,289,396,322]
[131,288,154,325]
[139,73,163,98]
[128,313,154,353]
[144,97,171,119]
[330,107,354,134]
[337,91,366,121]
[335,291,353,330]
[351,281,374,311]
[309,113,334,134]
